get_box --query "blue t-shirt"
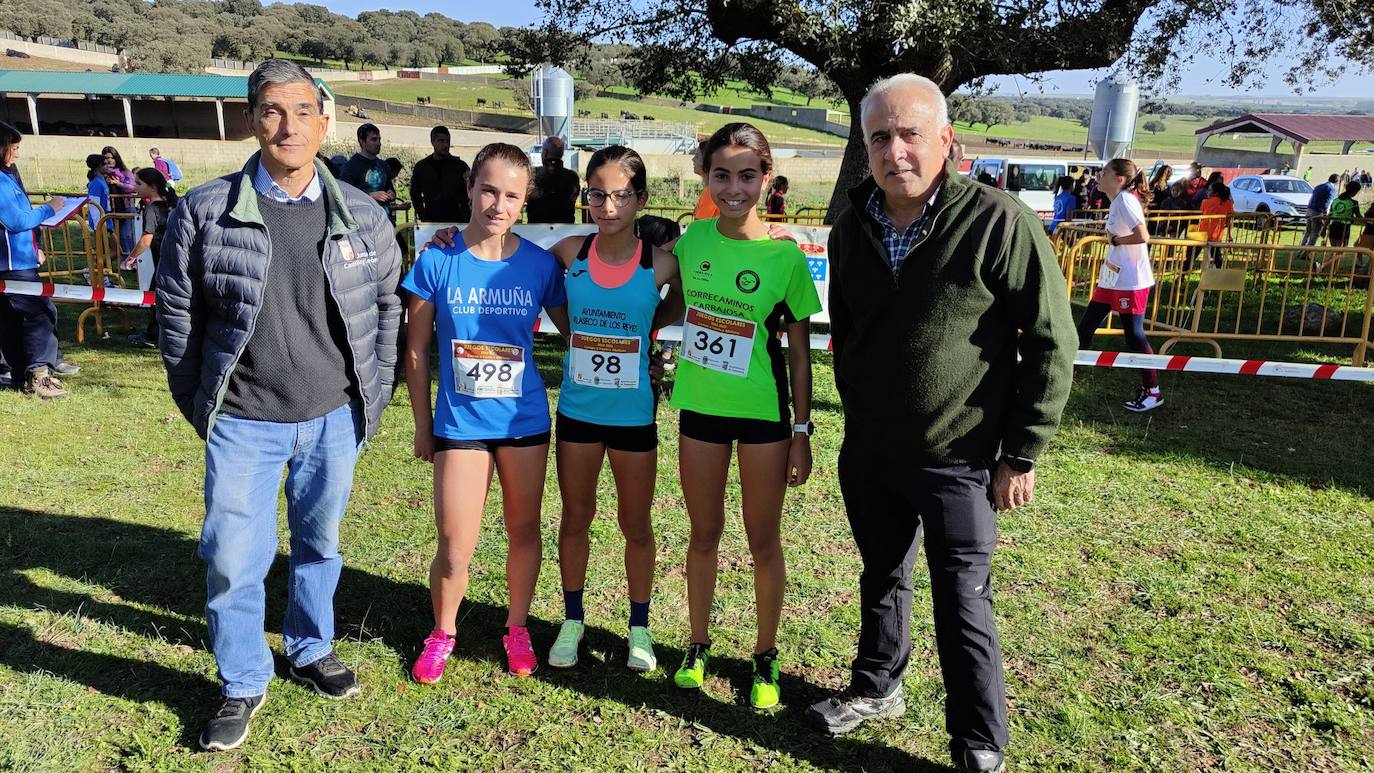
[87,176,111,231]
[1049,191,1078,233]
[402,235,567,441]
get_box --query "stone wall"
[0,37,120,67]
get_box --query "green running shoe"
[627,626,657,672]
[673,642,710,689]
[548,620,585,669]
[751,648,781,709]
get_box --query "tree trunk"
[824,92,869,225]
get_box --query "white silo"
[531,64,575,144]
[1089,75,1140,161]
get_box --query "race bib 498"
[452,340,525,398]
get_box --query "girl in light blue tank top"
[558,233,660,426]
[547,146,683,673]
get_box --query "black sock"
[563,588,585,621]
[628,599,650,628]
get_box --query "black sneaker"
[289,653,360,699]
[806,684,907,735]
[955,748,1006,773]
[198,693,266,752]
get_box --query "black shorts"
[434,432,551,452]
[556,412,658,453]
[679,409,791,445]
[1328,222,1350,243]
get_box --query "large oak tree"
[505,0,1374,219]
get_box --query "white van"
[968,158,1099,213]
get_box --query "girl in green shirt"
[666,123,821,709]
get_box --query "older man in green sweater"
[806,74,1077,773]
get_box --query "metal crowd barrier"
[17,196,133,343]
[1062,211,1284,244]
[1060,232,1374,365]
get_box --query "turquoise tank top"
[558,234,661,426]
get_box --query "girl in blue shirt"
[1049,175,1080,234]
[403,143,569,682]
[85,153,111,234]
[544,146,683,673]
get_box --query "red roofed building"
[1195,113,1374,171]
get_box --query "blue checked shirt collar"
[865,184,940,275]
[252,161,322,204]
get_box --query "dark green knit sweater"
[827,164,1077,465]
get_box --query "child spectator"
[1199,181,1234,268]
[1049,175,1080,233]
[101,146,137,254]
[1327,181,1362,249]
[121,167,178,347]
[85,153,112,236]
[766,176,788,217]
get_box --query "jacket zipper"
[316,233,372,440]
[206,223,272,437]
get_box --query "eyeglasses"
[586,188,639,207]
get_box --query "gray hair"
[859,73,949,136]
[247,59,323,113]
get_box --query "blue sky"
[325,1,1370,99]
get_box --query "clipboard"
[40,197,87,228]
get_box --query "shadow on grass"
[1065,336,1374,494]
[0,507,951,772]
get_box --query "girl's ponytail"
[1128,170,1150,211]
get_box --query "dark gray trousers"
[838,437,1009,754]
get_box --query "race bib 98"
[452,340,524,398]
[682,306,754,377]
[569,332,641,389]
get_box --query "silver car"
[1228,175,1314,217]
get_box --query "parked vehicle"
[1228,175,1313,217]
[968,157,1074,212]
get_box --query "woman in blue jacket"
[0,121,68,398]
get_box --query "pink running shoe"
[412,629,455,684]
[503,625,538,676]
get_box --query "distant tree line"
[0,0,514,73]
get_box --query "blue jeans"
[201,400,362,698]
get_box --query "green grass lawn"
[332,80,846,146]
[1,301,1372,770]
[603,79,848,115]
[956,113,1374,157]
[332,79,527,115]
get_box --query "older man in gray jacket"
[156,59,401,752]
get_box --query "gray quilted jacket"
[156,153,403,440]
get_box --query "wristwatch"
[792,421,815,436]
[1109,234,1119,246]
[1000,454,1035,473]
